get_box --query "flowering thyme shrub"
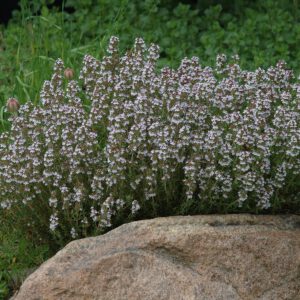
[0,37,300,246]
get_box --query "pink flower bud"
[64,68,74,80]
[6,98,20,113]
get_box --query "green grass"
[0,211,51,299]
[0,0,118,132]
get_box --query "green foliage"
[0,212,51,299]
[0,0,300,133]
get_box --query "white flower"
[70,227,77,239]
[131,200,141,214]
[49,213,59,231]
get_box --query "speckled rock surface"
[13,214,300,300]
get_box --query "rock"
[13,214,300,300]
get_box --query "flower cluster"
[0,37,299,242]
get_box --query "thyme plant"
[0,37,299,246]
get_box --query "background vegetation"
[0,0,299,298]
[1,0,300,132]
